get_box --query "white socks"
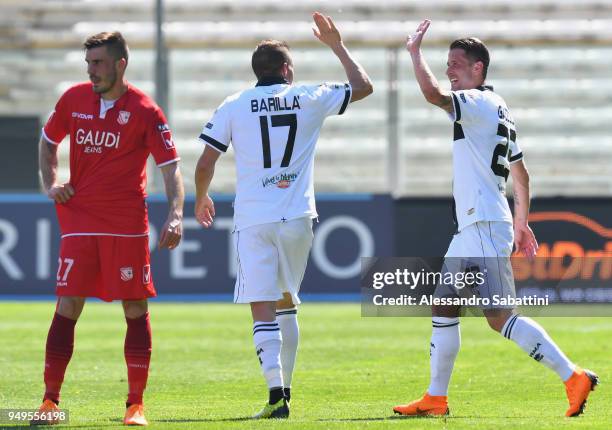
[253,321,283,389]
[276,308,299,388]
[502,314,575,381]
[428,317,461,396]
[426,313,575,397]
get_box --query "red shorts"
[56,235,156,302]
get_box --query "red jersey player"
[34,32,184,426]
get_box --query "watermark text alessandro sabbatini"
[370,269,549,307]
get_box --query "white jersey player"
[194,12,373,419]
[393,20,598,418]
[199,78,351,232]
[449,85,522,234]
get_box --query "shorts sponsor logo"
[143,265,151,284]
[120,266,133,282]
[117,110,131,125]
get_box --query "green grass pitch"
[0,302,610,429]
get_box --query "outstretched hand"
[312,12,342,48]
[406,19,431,54]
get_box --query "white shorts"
[436,221,516,307]
[445,220,513,258]
[233,217,313,304]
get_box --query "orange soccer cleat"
[393,393,449,416]
[123,404,148,426]
[565,367,599,417]
[30,399,62,425]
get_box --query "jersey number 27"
[259,114,297,168]
[491,123,516,181]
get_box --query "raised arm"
[158,161,184,250]
[39,135,74,203]
[312,12,373,102]
[194,146,221,228]
[510,159,538,259]
[406,20,453,114]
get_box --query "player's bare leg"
[276,293,298,403]
[122,299,151,426]
[491,308,599,416]
[250,301,289,418]
[33,296,85,425]
[394,304,459,416]
[56,296,86,320]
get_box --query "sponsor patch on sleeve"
[160,128,174,149]
[205,122,213,129]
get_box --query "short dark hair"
[83,31,129,63]
[449,37,489,80]
[251,40,292,80]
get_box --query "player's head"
[446,37,490,91]
[252,40,294,84]
[83,31,129,95]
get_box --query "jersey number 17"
[259,114,297,168]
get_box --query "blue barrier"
[0,194,394,297]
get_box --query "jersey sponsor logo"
[120,266,133,281]
[261,171,299,189]
[460,93,467,103]
[250,95,301,113]
[143,264,151,284]
[160,129,174,149]
[72,112,94,120]
[117,110,131,125]
[205,122,213,129]
[76,128,120,151]
[157,123,170,131]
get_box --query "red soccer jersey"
[43,82,179,236]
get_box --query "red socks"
[124,312,152,405]
[42,311,152,406]
[44,312,77,403]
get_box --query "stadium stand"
[1,0,611,196]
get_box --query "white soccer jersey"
[448,85,523,231]
[199,78,352,230]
